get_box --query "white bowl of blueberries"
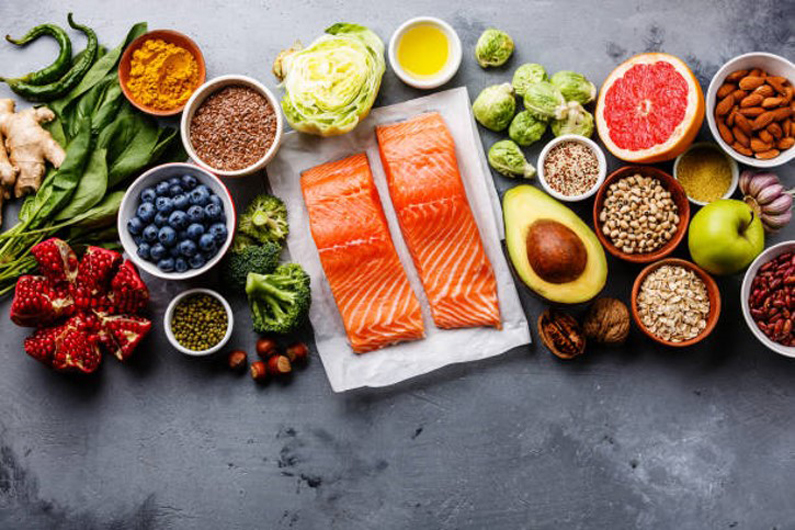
[118,163,236,280]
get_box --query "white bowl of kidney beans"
[742,241,795,357]
[181,75,283,177]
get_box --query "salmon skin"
[301,153,425,353]
[376,112,501,329]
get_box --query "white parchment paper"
[267,87,531,392]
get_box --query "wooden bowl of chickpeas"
[592,166,690,264]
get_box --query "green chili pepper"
[3,23,72,85]
[2,14,97,102]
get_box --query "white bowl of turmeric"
[673,142,739,206]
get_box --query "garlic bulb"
[739,170,794,233]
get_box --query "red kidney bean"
[749,252,795,347]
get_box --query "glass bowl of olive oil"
[389,17,462,89]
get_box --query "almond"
[739,76,766,90]
[739,106,765,118]
[741,94,764,107]
[732,126,750,147]
[785,86,794,104]
[785,119,793,138]
[767,76,789,95]
[734,113,753,135]
[731,89,748,101]
[762,96,785,108]
[759,129,774,144]
[732,142,753,156]
[748,68,762,78]
[716,94,735,115]
[726,70,749,82]
[717,83,736,99]
[777,137,795,150]
[753,111,776,130]
[771,107,793,121]
[751,137,773,152]
[727,108,737,127]
[717,120,734,144]
[754,85,775,98]
[755,149,780,160]
[767,122,783,139]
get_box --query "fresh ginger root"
[0,98,65,200]
[0,122,18,224]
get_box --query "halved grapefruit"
[596,53,704,163]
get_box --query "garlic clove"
[761,210,792,232]
[756,183,784,205]
[763,193,793,215]
[747,172,779,198]
[739,170,754,195]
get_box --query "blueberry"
[157,258,175,272]
[167,176,182,188]
[208,195,222,208]
[127,216,144,235]
[156,181,171,196]
[203,248,218,261]
[136,242,151,260]
[150,243,167,261]
[137,202,156,223]
[188,254,206,269]
[187,205,205,223]
[142,224,159,243]
[199,233,217,252]
[169,185,184,197]
[174,258,189,273]
[173,193,190,210]
[178,239,198,257]
[181,174,198,189]
[189,185,210,206]
[208,222,228,244]
[155,196,174,213]
[169,245,181,258]
[158,226,178,247]
[132,235,144,246]
[168,210,188,230]
[140,187,157,203]
[154,211,170,227]
[186,223,205,240]
[204,203,223,221]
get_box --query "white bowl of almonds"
[537,135,606,202]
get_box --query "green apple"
[688,199,764,275]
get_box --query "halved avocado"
[504,185,607,304]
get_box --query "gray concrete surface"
[0,0,794,528]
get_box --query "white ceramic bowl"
[180,75,283,177]
[706,52,795,169]
[536,135,607,202]
[118,163,236,280]
[673,142,739,206]
[164,288,233,356]
[741,240,795,359]
[388,17,462,90]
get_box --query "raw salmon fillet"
[302,153,424,353]
[376,112,501,329]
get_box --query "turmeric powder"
[127,39,199,111]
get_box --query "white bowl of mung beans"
[165,288,233,356]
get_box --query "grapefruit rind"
[596,53,704,164]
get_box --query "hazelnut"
[250,360,268,381]
[267,355,292,376]
[256,337,278,358]
[285,342,309,363]
[537,309,586,359]
[583,297,630,345]
[227,349,248,372]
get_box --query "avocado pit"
[525,219,587,284]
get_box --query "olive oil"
[397,24,449,78]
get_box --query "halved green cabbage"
[275,23,385,137]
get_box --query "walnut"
[583,298,630,345]
[538,309,586,359]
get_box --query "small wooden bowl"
[631,258,721,348]
[118,30,206,117]
[593,165,690,264]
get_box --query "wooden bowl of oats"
[631,258,721,347]
[593,166,690,264]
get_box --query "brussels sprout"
[488,140,536,179]
[523,81,567,121]
[475,29,514,68]
[472,83,516,131]
[509,110,548,146]
[512,63,548,97]
[551,101,595,138]
[550,70,597,105]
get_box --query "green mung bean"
[171,294,228,351]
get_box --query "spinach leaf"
[70,190,124,229]
[107,116,158,188]
[54,147,108,221]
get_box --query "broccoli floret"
[238,194,289,246]
[222,242,281,292]
[231,233,258,253]
[246,263,311,335]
